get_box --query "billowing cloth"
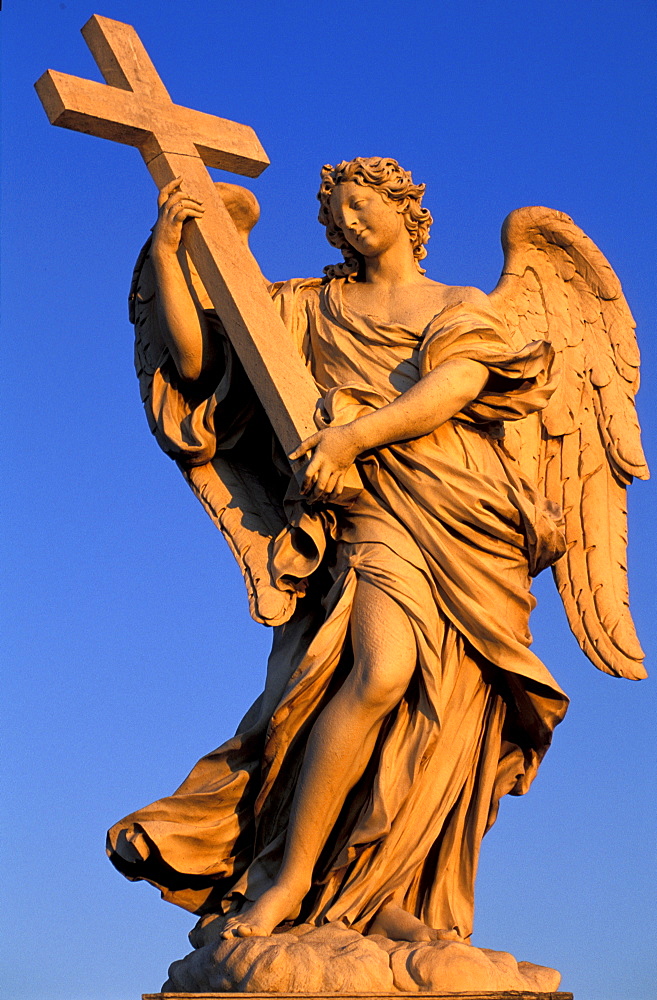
[107,277,568,939]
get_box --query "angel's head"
[317,157,433,279]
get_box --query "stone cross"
[35,14,321,471]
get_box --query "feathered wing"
[129,185,296,628]
[489,207,648,679]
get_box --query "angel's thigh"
[347,579,417,715]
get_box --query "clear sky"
[2,2,656,999]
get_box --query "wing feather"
[490,207,648,680]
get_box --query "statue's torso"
[307,279,425,399]
[302,278,492,402]
[340,277,488,334]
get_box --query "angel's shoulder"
[269,276,323,306]
[270,276,323,292]
[439,283,490,307]
[426,282,511,341]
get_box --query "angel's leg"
[222,579,416,938]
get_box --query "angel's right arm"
[151,177,218,383]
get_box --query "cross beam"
[35,14,321,470]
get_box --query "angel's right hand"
[152,177,205,259]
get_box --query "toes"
[220,921,257,939]
[220,919,242,939]
[434,928,463,943]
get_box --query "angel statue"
[107,157,647,954]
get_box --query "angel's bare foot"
[434,927,470,943]
[368,903,470,944]
[221,883,305,939]
[369,902,438,942]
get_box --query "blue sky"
[2,2,656,999]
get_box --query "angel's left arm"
[290,358,488,501]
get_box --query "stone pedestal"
[145,992,574,999]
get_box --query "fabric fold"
[108,276,569,942]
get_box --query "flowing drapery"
[108,278,568,939]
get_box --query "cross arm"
[34,15,336,485]
[35,69,269,174]
[35,15,269,176]
[35,70,152,148]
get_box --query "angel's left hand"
[289,425,361,503]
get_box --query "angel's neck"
[362,243,425,288]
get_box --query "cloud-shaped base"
[162,916,561,994]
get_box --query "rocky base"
[160,916,562,994]
[148,994,571,1000]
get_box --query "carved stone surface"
[37,14,646,999]
[147,994,574,1000]
[158,919,561,995]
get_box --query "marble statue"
[36,17,647,994]
[106,156,647,967]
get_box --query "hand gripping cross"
[36,14,323,473]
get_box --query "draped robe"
[107,276,569,940]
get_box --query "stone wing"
[489,206,648,679]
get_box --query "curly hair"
[317,157,433,279]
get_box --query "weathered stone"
[36,16,645,1000]
[147,994,574,999]
[164,923,394,994]
[161,920,561,995]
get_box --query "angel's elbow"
[450,359,490,399]
[175,354,203,383]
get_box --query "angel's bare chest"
[342,282,463,331]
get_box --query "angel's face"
[329,180,406,258]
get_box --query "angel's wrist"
[341,420,371,459]
[151,242,181,271]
